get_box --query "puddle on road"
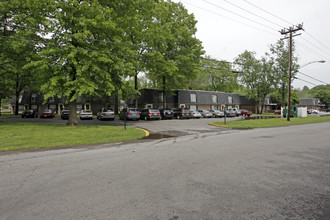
[143,133,174,139]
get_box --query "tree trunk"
[67,100,78,126]
[135,72,138,108]
[114,91,119,116]
[15,91,19,115]
[162,75,166,108]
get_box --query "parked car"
[307,109,319,114]
[159,108,173,120]
[325,108,330,112]
[231,108,241,116]
[274,109,281,115]
[97,108,115,120]
[119,108,140,121]
[61,109,70,120]
[80,110,93,120]
[209,110,224,118]
[240,109,253,117]
[140,108,161,120]
[172,108,191,119]
[21,109,38,118]
[190,110,202,119]
[198,110,213,118]
[40,109,55,118]
[224,109,237,117]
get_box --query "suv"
[140,108,161,120]
[97,108,115,120]
[173,108,191,119]
[120,108,140,121]
[159,108,174,120]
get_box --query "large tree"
[144,0,204,107]
[0,0,45,115]
[187,56,238,92]
[234,51,276,113]
[29,0,128,126]
[268,40,299,106]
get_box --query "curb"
[136,128,150,137]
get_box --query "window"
[190,94,196,103]
[76,104,83,112]
[190,105,197,111]
[31,94,37,102]
[211,105,218,110]
[212,95,217,103]
[228,96,233,104]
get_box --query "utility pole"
[280,24,304,121]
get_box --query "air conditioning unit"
[179,104,186,108]
[145,104,153,108]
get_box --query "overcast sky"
[173,0,330,90]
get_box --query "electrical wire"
[298,71,329,85]
[202,0,278,32]
[180,0,278,37]
[222,0,283,29]
[242,0,294,26]
[295,77,318,86]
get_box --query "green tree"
[188,56,238,92]
[0,0,46,115]
[309,85,330,108]
[268,40,299,106]
[28,0,129,126]
[234,51,275,113]
[144,0,204,107]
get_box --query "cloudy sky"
[173,0,330,89]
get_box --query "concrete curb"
[136,128,150,137]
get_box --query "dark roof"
[298,98,320,106]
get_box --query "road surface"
[1,122,330,219]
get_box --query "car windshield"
[128,109,138,112]
[83,110,92,113]
[106,109,113,112]
[44,109,52,113]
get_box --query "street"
[0,122,330,219]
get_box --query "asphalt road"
[0,121,330,219]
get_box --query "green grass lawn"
[0,111,21,119]
[211,116,330,129]
[0,123,146,151]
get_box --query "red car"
[40,109,55,118]
[240,109,252,116]
[274,110,281,115]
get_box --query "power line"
[242,0,294,26]
[180,0,278,37]
[298,71,329,85]
[305,31,330,52]
[222,0,283,29]
[295,77,318,86]
[201,0,278,32]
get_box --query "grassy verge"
[0,123,146,151]
[0,111,21,119]
[210,116,330,129]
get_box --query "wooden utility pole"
[280,24,304,121]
